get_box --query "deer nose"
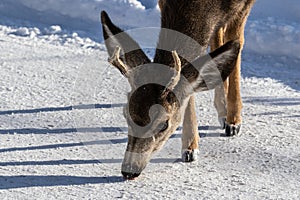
[121,171,140,180]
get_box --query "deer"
[100,0,255,180]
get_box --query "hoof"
[225,123,241,136]
[182,149,199,162]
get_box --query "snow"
[0,0,299,199]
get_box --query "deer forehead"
[128,63,177,87]
[126,83,179,127]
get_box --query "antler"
[108,46,128,77]
[163,51,182,95]
[172,50,181,73]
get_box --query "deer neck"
[153,4,215,67]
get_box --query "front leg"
[181,95,199,162]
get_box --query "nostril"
[121,171,140,180]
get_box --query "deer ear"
[101,11,150,76]
[181,40,240,94]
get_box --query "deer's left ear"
[101,11,150,76]
[180,40,240,94]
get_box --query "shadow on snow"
[0,103,226,189]
[0,103,125,115]
[0,175,124,189]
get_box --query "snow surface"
[0,0,299,199]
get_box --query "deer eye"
[157,120,169,132]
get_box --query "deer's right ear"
[101,11,150,77]
[180,40,240,94]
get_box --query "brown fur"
[100,0,255,178]
[157,0,255,150]
[182,95,199,150]
[210,0,255,125]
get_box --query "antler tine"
[169,51,182,88]
[108,46,128,77]
[172,50,181,73]
[163,51,182,95]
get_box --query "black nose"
[121,171,140,180]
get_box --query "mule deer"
[101,0,255,179]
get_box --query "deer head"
[101,11,240,180]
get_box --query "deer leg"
[224,13,250,136]
[210,27,228,129]
[181,95,199,162]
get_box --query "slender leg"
[224,12,251,136]
[214,84,227,128]
[181,95,199,162]
[211,27,228,128]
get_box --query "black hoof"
[182,149,199,162]
[225,123,241,136]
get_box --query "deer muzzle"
[121,150,152,180]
